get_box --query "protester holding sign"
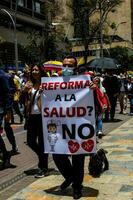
[41,56,99,199]
[25,65,49,178]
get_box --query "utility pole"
[96,0,104,59]
[96,0,110,71]
[99,1,104,59]
[14,0,18,73]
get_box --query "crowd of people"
[0,56,133,199]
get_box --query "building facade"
[0,0,48,69]
[0,0,133,68]
[106,0,132,43]
[54,0,133,62]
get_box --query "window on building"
[18,0,25,7]
[27,1,32,10]
[34,1,41,13]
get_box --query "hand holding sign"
[41,75,96,154]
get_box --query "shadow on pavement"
[24,168,59,176]
[103,118,122,123]
[0,163,17,171]
[44,185,99,197]
[24,168,38,175]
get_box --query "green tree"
[24,30,42,64]
[106,46,129,69]
[72,0,96,63]
[71,0,124,63]
[24,0,72,64]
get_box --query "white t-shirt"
[31,88,41,115]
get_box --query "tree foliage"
[24,0,72,64]
[72,0,124,38]
[104,46,132,69]
[24,0,125,65]
[71,0,124,63]
[24,31,42,64]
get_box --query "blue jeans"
[96,114,103,134]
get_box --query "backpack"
[8,74,17,96]
[88,154,103,177]
[88,148,109,177]
[95,87,108,114]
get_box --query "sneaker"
[73,189,82,199]
[10,147,20,156]
[123,111,127,115]
[60,179,72,190]
[34,168,48,178]
[98,131,103,139]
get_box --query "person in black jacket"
[0,70,16,169]
[102,70,120,121]
[0,70,11,132]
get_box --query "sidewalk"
[6,117,133,200]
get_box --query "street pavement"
[0,105,133,200]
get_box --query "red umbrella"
[43,61,63,72]
[43,64,63,71]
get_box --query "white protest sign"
[41,75,96,154]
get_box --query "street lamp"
[0,8,18,72]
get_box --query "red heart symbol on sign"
[68,140,80,153]
[81,139,94,152]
